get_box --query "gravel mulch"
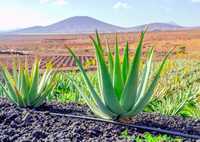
[0,98,200,142]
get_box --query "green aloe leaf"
[125,48,173,116]
[90,35,124,114]
[136,48,154,101]
[67,47,116,115]
[1,58,54,108]
[122,42,129,83]
[66,30,171,120]
[33,79,55,107]
[95,31,103,54]
[38,70,52,94]
[1,66,24,106]
[106,39,114,79]
[1,66,19,104]
[0,79,17,104]
[113,35,124,99]
[27,59,39,105]
[67,74,116,119]
[121,32,145,111]
[12,60,18,81]
[91,37,103,98]
[23,60,31,104]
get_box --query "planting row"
[40,55,95,69]
[1,55,96,71]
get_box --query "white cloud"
[192,0,200,3]
[55,0,68,5]
[40,0,50,4]
[113,1,130,9]
[40,0,68,6]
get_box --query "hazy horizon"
[1,0,200,31]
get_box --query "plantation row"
[0,55,96,71]
[40,55,95,69]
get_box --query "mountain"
[12,16,125,34]
[127,23,184,32]
[15,26,44,33]
[9,16,192,34]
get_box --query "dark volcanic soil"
[0,98,200,142]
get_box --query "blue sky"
[0,0,200,30]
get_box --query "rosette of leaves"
[68,31,171,120]
[0,59,55,108]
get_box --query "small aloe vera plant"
[0,59,56,108]
[68,31,171,120]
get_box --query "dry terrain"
[0,30,200,70]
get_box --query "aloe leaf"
[12,60,18,81]
[19,65,24,93]
[95,31,103,54]
[27,59,39,105]
[67,48,114,114]
[0,81,17,104]
[22,72,29,105]
[124,48,173,116]
[1,66,19,104]
[17,64,21,90]
[24,70,30,88]
[121,32,145,111]
[91,34,124,114]
[2,66,24,106]
[122,42,129,83]
[38,70,51,94]
[23,61,31,105]
[19,69,25,96]
[136,48,154,101]
[91,37,103,99]
[1,58,53,108]
[24,58,30,87]
[33,71,56,108]
[67,75,116,119]
[106,39,114,79]
[33,82,55,107]
[12,84,25,107]
[113,35,124,99]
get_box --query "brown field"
[0,30,200,70]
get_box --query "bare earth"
[0,30,200,70]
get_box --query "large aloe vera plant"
[68,31,171,120]
[0,59,55,108]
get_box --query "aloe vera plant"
[68,31,171,120]
[0,59,55,108]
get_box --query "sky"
[0,0,200,30]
